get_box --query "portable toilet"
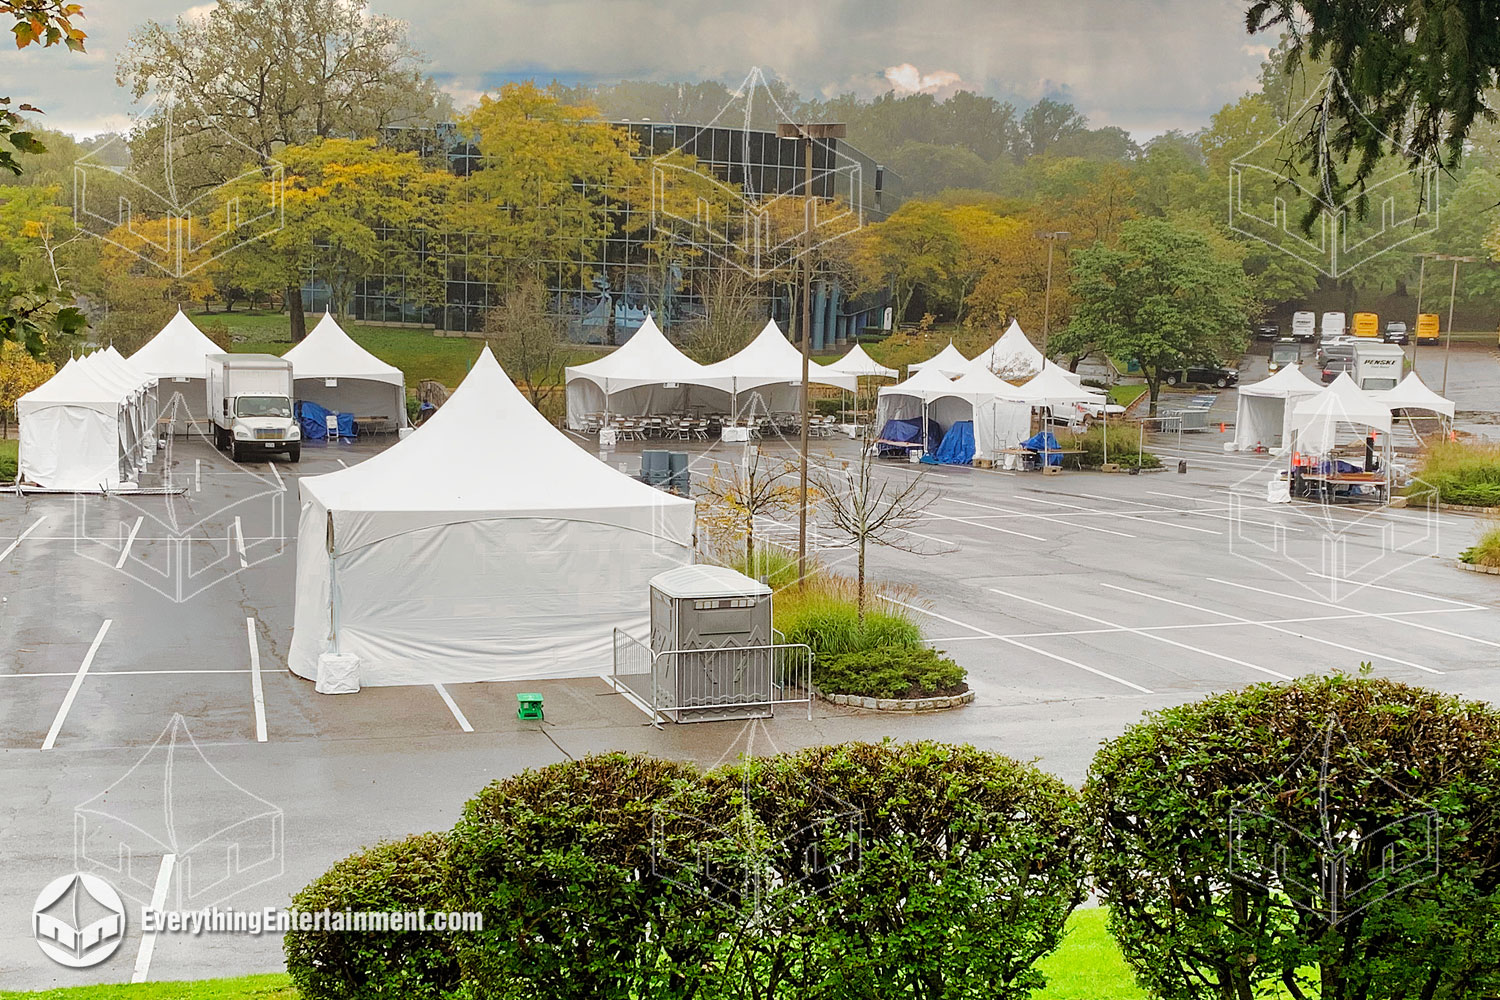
[648,565,774,721]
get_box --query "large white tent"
[17,359,136,489]
[290,345,697,687]
[129,309,222,434]
[1377,372,1455,419]
[907,341,970,377]
[564,314,724,429]
[1291,372,1392,453]
[283,312,406,430]
[697,318,856,412]
[79,351,152,469]
[1233,364,1323,452]
[1018,363,1103,408]
[820,342,897,379]
[971,320,1044,378]
[875,365,1030,462]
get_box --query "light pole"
[1431,254,1478,396]
[1038,231,1070,357]
[1413,252,1431,372]
[778,121,845,582]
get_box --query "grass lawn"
[202,311,603,390]
[0,909,1144,999]
[1107,384,1148,408]
[0,438,17,480]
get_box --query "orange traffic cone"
[1219,422,1226,433]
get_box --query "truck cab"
[206,354,300,462]
[1416,313,1440,344]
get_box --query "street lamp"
[1427,254,1478,396]
[778,121,846,582]
[1038,231,1070,357]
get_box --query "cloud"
[883,63,964,96]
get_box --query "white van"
[1291,311,1316,342]
[1320,312,1346,340]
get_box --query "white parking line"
[336,458,348,468]
[114,516,144,569]
[922,510,1047,542]
[234,516,248,568]
[195,458,201,492]
[42,619,112,750]
[131,853,176,983]
[268,462,284,490]
[1210,577,1500,650]
[246,617,267,742]
[1092,491,1305,531]
[434,683,473,732]
[1303,572,1487,609]
[1021,494,1221,535]
[1101,582,1442,675]
[883,596,1152,693]
[987,586,1294,681]
[0,515,46,564]
[944,495,1133,538]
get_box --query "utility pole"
[1413,253,1430,372]
[778,121,845,582]
[1438,255,1477,396]
[1038,231,1070,357]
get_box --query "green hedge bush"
[1460,524,1500,566]
[1085,674,1500,1000]
[1404,439,1500,507]
[815,645,967,699]
[774,588,922,656]
[0,439,16,481]
[1061,425,1161,469]
[283,832,459,1000]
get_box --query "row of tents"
[1231,363,1455,454]
[16,311,407,490]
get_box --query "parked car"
[1253,321,1281,341]
[1317,342,1356,367]
[1383,320,1410,344]
[1321,356,1356,383]
[1164,365,1239,388]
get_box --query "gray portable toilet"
[649,565,774,721]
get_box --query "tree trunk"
[288,286,307,342]
[746,520,755,570]
[856,535,867,625]
[1147,375,1160,416]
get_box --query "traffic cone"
[1219,422,1226,433]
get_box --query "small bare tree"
[697,445,801,568]
[812,441,938,622]
[682,266,762,364]
[484,277,567,408]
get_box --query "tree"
[0,336,53,437]
[0,277,85,356]
[1018,98,1089,160]
[483,277,566,409]
[697,446,801,567]
[811,443,937,622]
[850,201,960,325]
[681,267,761,364]
[1,1,86,176]
[1064,218,1250,413]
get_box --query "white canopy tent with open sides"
[972,320,1044,378]
[129,309,223,434]
[1377,372,1455,422]
[282,312,407,431]
[1288,372,1395,504]
[563,314,727,429]
[290,345,697,687]
[907,341,970,377]
[697,318,856,415]
[1233,363,1323,452]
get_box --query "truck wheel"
[230,442,242,463]
[1166,373,1179,386]
[287,445,301,463]
[214,425,226,450]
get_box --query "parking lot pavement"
[5,425,1500,988]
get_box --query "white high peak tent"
[1041,359,1085,387]
[563,314,725,429]
[1377,372,1455,419]
[1017,363,1103,409]
[17,358,136,490]
[972,320,1044,378]
[79,351,151,469]
[821,342,897,379]
[907,341,970,377]
[1291,371,1392,454]
[290,345,697,688]
[1233,363,1323,452]
[129,309,222,434]
[876,364,1030,461]
[283,312,406,429]
[698,318,856,413]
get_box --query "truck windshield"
[235,395,292,418]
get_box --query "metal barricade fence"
[612,628,813,726]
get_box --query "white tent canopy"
[876,364,1029,460]
[1377,372,1455,419]
[17,358,135,489]
[1041,359,1085,387]
[290,345,696,687]
[696,318,856,414]
[1291,372,1392,453]
[821,342,897,379]
[129,309,222,433]
[972,320,1044,378]
[1018,364,1103,408]
[1233,364,1323,452]
[907,341,970,377]
[564,314,726,428]
[283,312,406,427]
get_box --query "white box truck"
[206,354,300,462]
[1291,310,1317,342]
[1352,342,1405,391]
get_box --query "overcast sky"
[9,0,1273,140]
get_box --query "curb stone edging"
[1457,560,1500,575]
[819,689,975,712]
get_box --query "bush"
[1459,523,1500,566]
[1061,424,1161,469]
[0,439,16,481]
[1404,439,1500,507]
[283,832,460,1000]
[816,645,968,699]
[1085,674,1500,1000]
[774,583,922,655]
[727,546,801,588]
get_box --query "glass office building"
[308,120,902,346]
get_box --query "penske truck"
[206,354,300,462]
[1353,341,1405,391]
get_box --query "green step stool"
[517,693,544,721]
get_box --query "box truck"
[206,354,300,462]
[1353,342,1405,391]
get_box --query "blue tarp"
[1022,430,1063,466]
[933,420,975,465]
[877,417,941,456]
[296,400,355,440]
